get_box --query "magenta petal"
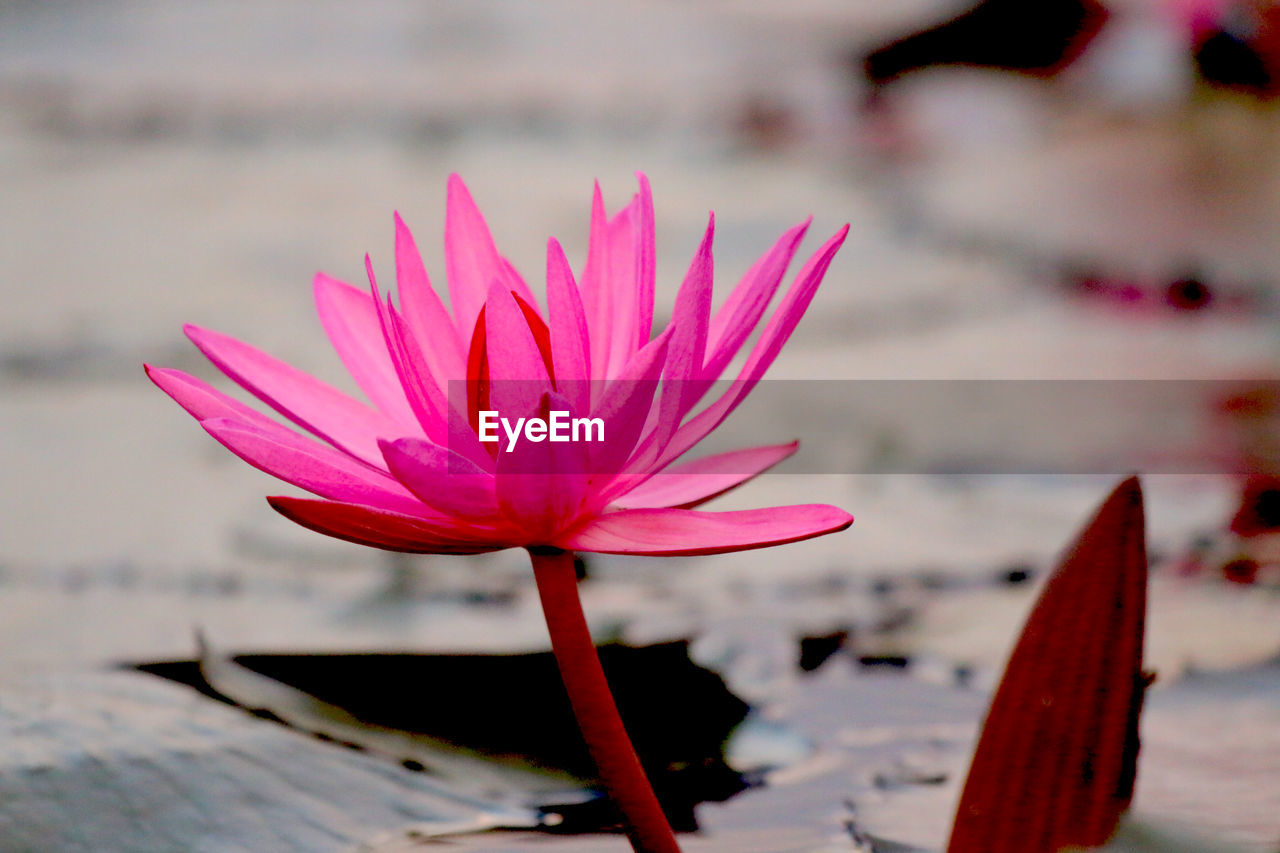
[313,273,419,426]
[600,196,644,377]
[203,418,432,516]
[580,182,607,366]
[380,437,499,520]
[558,504,853,556]
[484,280,553,420]
[651,213,715,453]
[366,258,450,445]
[653,225,849,472]
[184,324,400,468]
[268,496,506,554]
[394,212,465,383]
[546,237,592,414]
[587,327,671,476]
[613,442,798,509]
[633,173,656,353]
[146,364,283,429]
[444,174,537,337]
[580,179,653,379]
[703,219,809,382]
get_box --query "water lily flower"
[147,174,852,853]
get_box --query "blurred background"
[2,1,1279,850]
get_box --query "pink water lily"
[147,174,851,556]
[147,174,851,853]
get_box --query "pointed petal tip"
[1092,474,1146,534]
[182,323,233,354]
[446,172,473,203]
[144,362,182,393]
[1114,474,1143,500]
[144,362,187,391]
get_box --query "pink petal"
[366,258,493,473]
[546,237,591,414]
[587,327,671,477]
[580,178,654,379]
[650,213,715,454]
[601,195,644,376]
[634,173,656,354]
[651,225,848,473]
[613,442,798,509]
[184,324,401,469]
[146,364,285,430]
[483,280,553,422]
[268,496,506,554]
[313,272,419,427]
[703,219,810,382]
[579,181,614,377]
[394,212,465,383]
[380,437,500,520]
[444,174,536,338]
[366,258,450,445]
[557,504,853,556]
[203,418,431,516]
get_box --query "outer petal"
[445,174,537,337]
[702,219,809,382]
[580,179,654,379]
[184,323,399,469]
[268,496,507,554]
[394,212,465,384]
[611,225,846,503]
[557,504,852,556]
[579,181,613,374]
[587,327,671,476]
[601,176,656,376]
[613,442,798,509]
[313,272,419,427]
[647,225,849,476]
[633,173,656,354]
[380,437,499,520]
[367,258,450,445]
[368,258,492,472]
[146,364,287,430]
[546,237,591,414]
[649,213,715,455]
[203,418,431,516]
[148,365,429,512]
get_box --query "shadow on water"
[137,641,751,834]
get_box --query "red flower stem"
[528,546,682,853]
